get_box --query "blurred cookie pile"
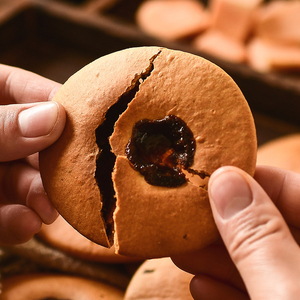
[257,134,300,173]
[136,0,300,73]
[0,216,194,298]
[0,216,139,298]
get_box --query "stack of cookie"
[1,217,195,299]
[0,215,142,299]
[136,0,300,72]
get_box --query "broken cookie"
[39,47,257,258]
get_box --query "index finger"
[0,64,61,105]
[255,165,300,229]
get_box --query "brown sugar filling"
[126,115,211,188]
[125,115,196,187]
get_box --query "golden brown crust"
[257,134,300,172]
[124,258,194,300]
[1,273,124,300]
[40,47,257,258]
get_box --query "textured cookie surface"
[40,46,257,258]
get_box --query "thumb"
[0,101,65,161]
[208,166,300,299]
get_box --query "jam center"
[125,115,196,187]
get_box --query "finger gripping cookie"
[39,47,257,258]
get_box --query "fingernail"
[209,170,253,219]
[18,102,59,137]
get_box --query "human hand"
[172,165,300,299]
[0,64,66,245]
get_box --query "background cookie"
[136,0,210,41]
[1,273,124,300]
[257,133,300,172]
[124,258,194,300]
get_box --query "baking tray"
[0,0,152,83]
[0,0,299,146]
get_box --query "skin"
[0,64,66,245]
[172,165,300,299]
[2,64,300,298]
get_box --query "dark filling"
[143,269,155,274]
[95,81,140,238]
[125,115,196,187]
[186,168,210,179]
[95,53,160,239]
